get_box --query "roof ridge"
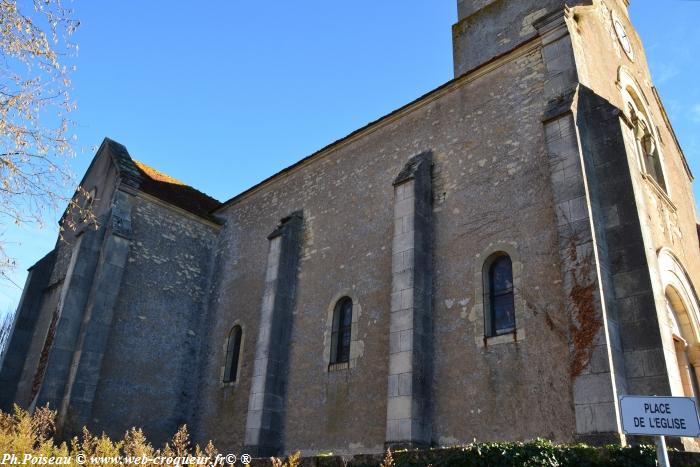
[133,159,186,187]
[100,138,222,221]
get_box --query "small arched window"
[223,325,242,383]
[484,254,515,337]
[330,297,352,364]
[626,95,666,192]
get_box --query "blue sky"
[1,1,699,314]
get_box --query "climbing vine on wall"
[567,230,602,378]
[523,225,602,378]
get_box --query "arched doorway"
[658,248,700,450]
[666,286,700,399]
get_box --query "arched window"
[330,297,352,364]
[628,102,666,191]
[618,67,668,193]
[484,254,515,337]
[223,325,242,383]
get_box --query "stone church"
[2,0,700,457]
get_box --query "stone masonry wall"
[8,146,124,413]
[569,1,700,430]
[570,0,700,286]
[452,0,594,77]
[197,42,575,455]
[0,251,56,410]
[89,194,219,446]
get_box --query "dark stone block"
[627,374,671,397]
[612,268,653,299]
[608,241,647,274]
[619,318,663,351]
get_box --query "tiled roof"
[100,138,221,221]
[133,160,221,221]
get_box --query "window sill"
[220,381,239,389]
[642,173,676,212]
[328,362,350,372]
[477,329,524,348]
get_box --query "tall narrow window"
[330,297,352,364]
[641,130,666,191]
[223,325,242,383]
[627,98,667,192]
[485,254,515,337]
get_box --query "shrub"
[385,439,658,467]
[0,405,216,467]
[0,406,667,467]
[271,451,301,467]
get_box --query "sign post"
[655,434,670,467]
[619,396,700,467]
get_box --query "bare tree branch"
[0,0,90,278]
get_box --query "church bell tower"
[454,0,700,450]
[451,0,630,77]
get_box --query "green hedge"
[3,406,698,467]
[376,440,660,467]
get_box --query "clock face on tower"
[613,17,634,60]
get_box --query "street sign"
[619,395,700,437]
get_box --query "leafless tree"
[1,0,90,280]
